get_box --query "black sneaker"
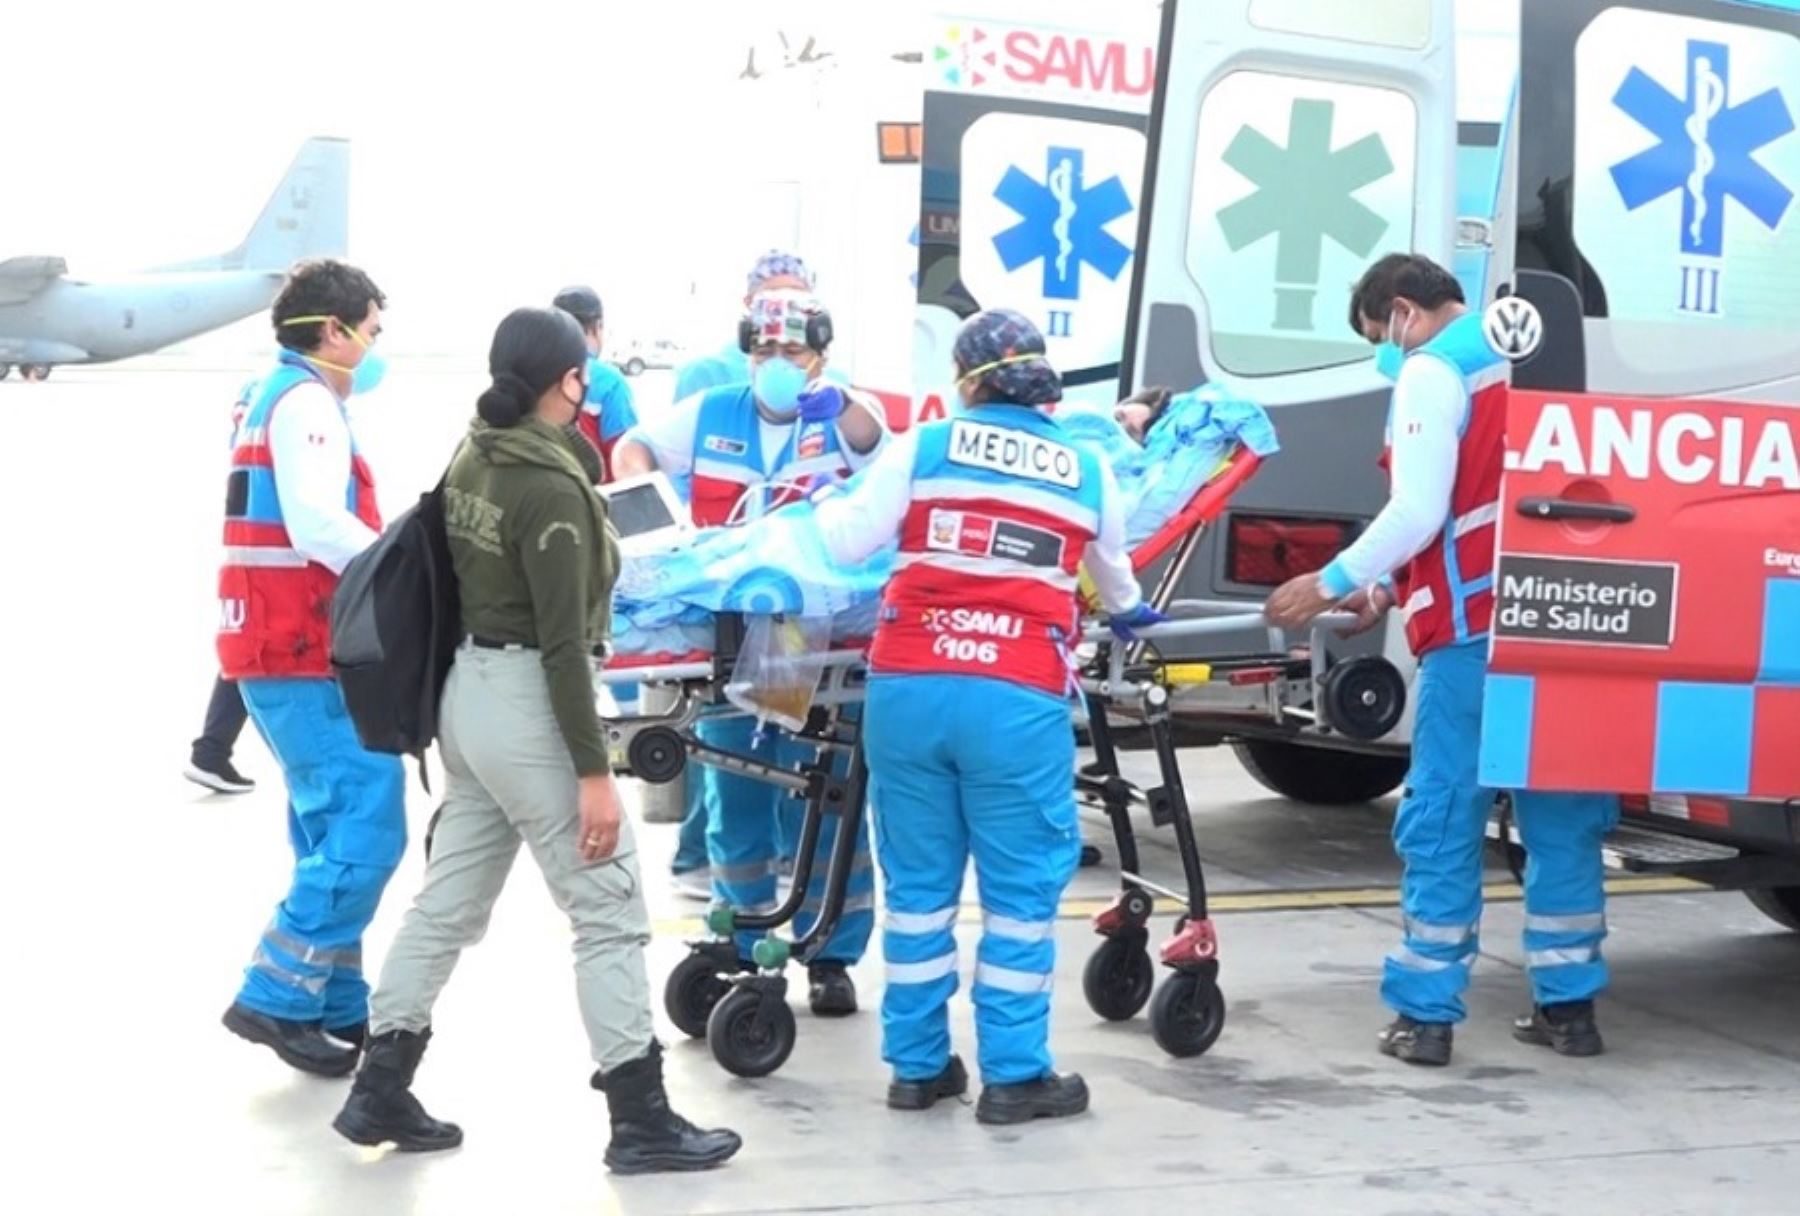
[808,963,857,1017]
[1378,1015,1454,1067]
[975,1072,1089,1125]
[1513,1001,1604,1058]
[185,758,255,795]
[888,1056,969,1111]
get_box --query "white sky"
[0,0,934,356]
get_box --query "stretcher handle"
[1079,610,1358,646]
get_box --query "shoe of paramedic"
[811,308,1161,1124]
[612,286,886,1016]
[216,259,407,1077]
[1264,253,1617,1068]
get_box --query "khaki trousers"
[369,643,655,1071]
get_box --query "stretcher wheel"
[629,727,687,784]
[1082,935,1155,1022]
[1149,972,1226,1058]
[707,986,797,1079]
[1318,658,1407,742]
[665,951,732,1040]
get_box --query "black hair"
[552,285,604,330]
[477,307,589,428]
[272,258,387,352]
[1347,253,1464,336]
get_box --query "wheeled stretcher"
[597,446,1279,1077]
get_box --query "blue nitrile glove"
[1109,603,1167,643]
[797,384,847,424]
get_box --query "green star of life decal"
[1216,98,1394,332]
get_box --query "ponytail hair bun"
[477,371,535,427]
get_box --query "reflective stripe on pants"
[1516,789,1618,1006]
[866,673,1081,1086]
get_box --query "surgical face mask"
[280,314,386,395]
[1374,342,1405,382]
[753,356,811,416]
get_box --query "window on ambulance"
[1567,5,1800,391]
[1188,70,1420,378]
[1249,0,1432,50]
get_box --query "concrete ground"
[7,364,1799,1215]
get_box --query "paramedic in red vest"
[611,288,886,1017]
[216,258,408,1078]
[811,310,1161,1124]
[1266,253,1619,1067]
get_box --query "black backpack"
[330,476,461,763]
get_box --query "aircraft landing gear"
[17,365,51,382]
[0,364,11,381]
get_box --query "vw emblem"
[1484,295,1543,362]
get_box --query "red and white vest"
[1384,313,1508,657]
[217,354,382,679]
[687,385,853,527]
[871,407,1106,697]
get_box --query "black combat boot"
[1378,1015,1454,1066]
[593,1044,743,1175]
[808,962,858,1017]
[888,1055,969,1111]
[332,1029,464,1152]
[975,1072,1090,1125]
[1513,1000,1604,1057]
[222,1002,357,1078]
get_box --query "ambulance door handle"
[1517,497,1636,524]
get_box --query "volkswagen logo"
[1484,295,1544,362]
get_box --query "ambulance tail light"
[1226,514,1360,587]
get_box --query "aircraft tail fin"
[164,138,350,273]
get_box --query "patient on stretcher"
[607,387,1279,664]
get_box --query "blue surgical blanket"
[610,390,1277,659]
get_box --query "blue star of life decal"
[992,147,1133,301]
[1609,39,1795,258]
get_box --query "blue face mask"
[350,347,388,395]
[1374,342,1404,382]
[753,356,811,414]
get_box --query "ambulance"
[913,0,1800,924]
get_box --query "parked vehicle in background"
[608,338,687,377]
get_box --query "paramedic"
[662,249,842,896]
[217,258,404,1077]
[811,309,1161,1124]
[334,307,741,1174]
[1265,253,1618,1066]
[612,288,886,1016]
[552,284,638,478]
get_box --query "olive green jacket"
[444,417,618,776]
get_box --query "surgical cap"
[953,308,1062,407]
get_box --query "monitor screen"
[605,482,680,538]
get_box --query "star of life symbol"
[1215,98,1393,332]
[1609,39,1795,315]
[992,146,1134,304]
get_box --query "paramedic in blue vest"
[663,250,844,897]
[612,288,885,1016]
[216,257,406,1078]
[1266,253,1619,1066]
[811,310,1160,1124]
[552,285,638,479]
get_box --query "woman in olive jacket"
[333,307,741,1175]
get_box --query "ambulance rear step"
[1487,818,1740,875]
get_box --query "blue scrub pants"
[698,714,874,965]
[865,674,1081,1086]
[236,678,407,1028]
[1382,641,1620,1024]
[675,731,800,875]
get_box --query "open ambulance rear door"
[1116,0,1460,792]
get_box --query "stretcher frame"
[595,445,1336,1071]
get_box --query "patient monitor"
[599,472,695,557]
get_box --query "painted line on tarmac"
[649,875,1700,937]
